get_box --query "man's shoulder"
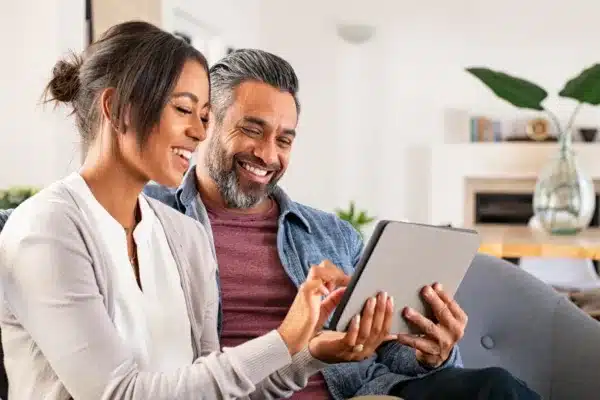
[294,201,351,230]
[290,201,361,246]
[143,182,181,210]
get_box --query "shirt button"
[481,335,495,349]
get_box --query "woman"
[0,21,393,399]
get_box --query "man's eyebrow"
[242,116,267,127]
[242,116,296,136]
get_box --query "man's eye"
[241,127,261,136]
[278,137,292,146]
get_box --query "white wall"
[5,0,600,222]
[258,0,600,224]
[0,0,260,191]
[162,0,261,56]
[0,0,84,189]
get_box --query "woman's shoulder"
[1,180,85,240]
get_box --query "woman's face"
[120,59,210,188]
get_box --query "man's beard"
[205,135,281,209]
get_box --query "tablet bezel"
[328,220,390,331]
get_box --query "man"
[145,49,539,400]
[0,49,539,400]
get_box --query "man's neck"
[195,169,272,215]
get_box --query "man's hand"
[308,291,396,363]
[396,283,467,368]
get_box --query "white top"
[63,172,193,372]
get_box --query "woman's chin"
[151,171,185,189]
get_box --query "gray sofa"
[456,253,600,399]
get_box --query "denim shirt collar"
[175,166,311,233]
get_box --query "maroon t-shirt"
[206,197,331,399]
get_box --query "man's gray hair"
[209,49,300,124]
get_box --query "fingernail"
[434,283,443,291]
[390,296,394,308]
[405,307,414,317]
[423,286,433,297]
[370,297,377,308]
[354,315,361,326]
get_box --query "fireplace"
[463,177,600,228]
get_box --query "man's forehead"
[229,81,298,128]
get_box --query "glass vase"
[533,130,596,235]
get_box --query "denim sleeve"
[341,220,463,376]
[376,341,462,377]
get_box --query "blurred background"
[3,0,600,232]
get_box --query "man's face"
[203,80,298,208]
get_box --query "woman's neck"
[79,145,146,230]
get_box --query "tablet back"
[330,220,481,335]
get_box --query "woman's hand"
[277,261,350,355]
[308,291,396,363]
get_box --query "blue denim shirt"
[143,167,462,399]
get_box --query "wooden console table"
[474,224,600,261]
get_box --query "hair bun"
[47,53,82,103]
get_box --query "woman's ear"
[99,88,118,131]
[122,104,131,132]
[99,88,132,134]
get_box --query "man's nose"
[253,140,278,167]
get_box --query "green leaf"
[335,209,348,220]
[559,64,600,105]
[465,67,548,111]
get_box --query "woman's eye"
[175,106,192,115]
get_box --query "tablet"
[329,220,481,335]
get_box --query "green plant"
[465,64,600,134]
[0,187,39,209]
[335,201,375,237]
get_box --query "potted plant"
[335,201,375,238]
[466,64,600,234]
